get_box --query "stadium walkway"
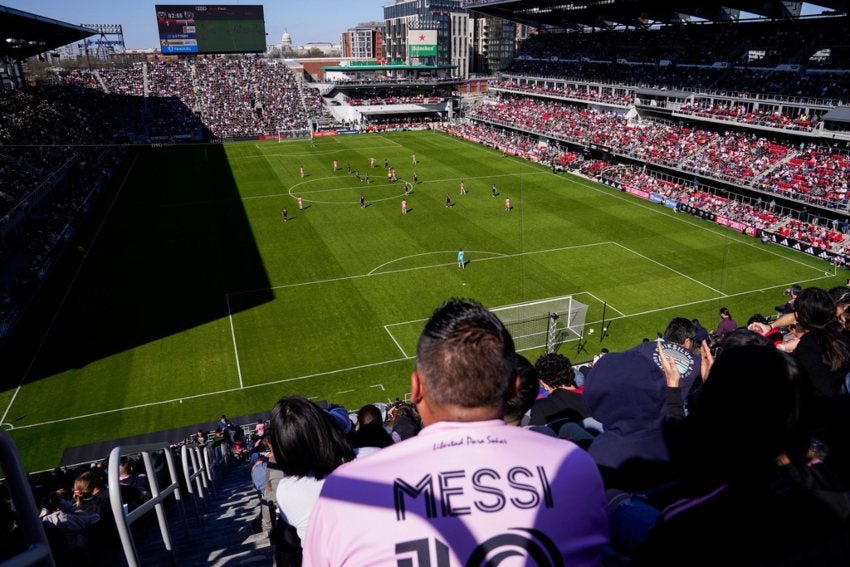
[136,461,273,566]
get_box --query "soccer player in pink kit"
[332,160,338,172]
[401,199,407,215]
[297,195,303,210]
[300,166,305,178]
[505,197,511,212]
[303,299,609,566]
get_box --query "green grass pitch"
[0,130,842,471]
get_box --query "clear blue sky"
[1,1,389,49]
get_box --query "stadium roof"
[636,87,693,99]
[822,107,850,124]
[358,103,448,115]
[466,0,848,28]
[0,5,95,60]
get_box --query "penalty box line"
[15,275,831,432]
[383,291,614,358]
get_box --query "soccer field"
[0,130,841,471]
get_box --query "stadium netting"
[276,128,313,142]
[490,295,588,352]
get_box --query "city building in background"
[268,31,340,58]
[470,13,517,75]
[340,22,384,60]
[450,11,470,79]
[383,0,463,65]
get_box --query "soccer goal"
[276,128,313,143]
[490,295,589,353]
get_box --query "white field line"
[11,164,835,432]
[584,291,626,317]
[231,241,614,296]
[379,134,404,147]
[225,294,245,389]
[368,250,508,276]
[241,141,403,159]
[118,170,552,213]
[1,154,141,426]
[384,324,409,358]
[12,270,833,431]
[612,242,725,295]
[441,133,543,172]
[604,272,833,321]
[385,291,606,330]
[9,356,411,431]
[249,144,827,280]
[260,171,550,206]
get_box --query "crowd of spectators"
[0,57,321,340]
[468,94,850,208]
[593,164,790,230]
[506,17,850,102]
[0,84,128,339]
[61,57,313,140]
[0,86,125,216]
[440,118,848,257]
[7,290,850,564]
[443,121,581,167]
[2,456,153,566]
[255,293,850,563]
[494,79,634,105]
[755,146,850,205]
[677,101,821,132]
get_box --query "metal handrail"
[179,444,209,518]
[107,442,189,567]
[0,429,55,567]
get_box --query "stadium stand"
[466,93,850,210]
[4,2,850,564]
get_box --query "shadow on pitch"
[2,136,274,384]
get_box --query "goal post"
[489,296,589,352]
[276,128,313,143]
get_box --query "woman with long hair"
[269,396,355,543]
[793,287,850,399]
[790,287,850,482]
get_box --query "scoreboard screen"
[155,5,266,54]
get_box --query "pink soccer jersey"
[303,419,608,566]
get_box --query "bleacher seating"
[468,94,850,209]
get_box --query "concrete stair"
[133,462,273,566]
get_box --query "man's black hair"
[664,317,696,345]
[417,298,515,409]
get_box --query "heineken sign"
[408,30,437,57]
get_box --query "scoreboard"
[155,5,266,54]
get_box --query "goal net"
[490,296,589,352]
[276,128,313,143]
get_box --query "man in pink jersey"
[303,299,608,566]
[401,199,407,215]
[505,197,511,212]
